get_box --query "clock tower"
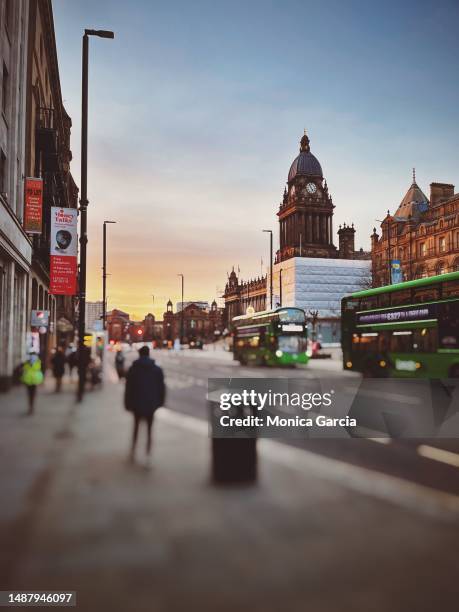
[276,132,337,262]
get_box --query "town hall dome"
[288,132,323,182]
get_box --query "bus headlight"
[346,361,353,369]
[275,350,283,358]
[379,360,387,368]
[415,362,422,369]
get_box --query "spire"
[300,130,310,153]
[412,167,416,184]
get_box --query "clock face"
[306,182,317,194]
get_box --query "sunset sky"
[53,0,459,320]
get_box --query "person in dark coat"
[51,347,66,392]
[124,345,166,466]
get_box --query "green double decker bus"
[232,307,309,366]
[341,271,459,378]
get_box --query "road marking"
[417,445,459,468]
[158,408,459,521]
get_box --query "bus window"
[413,327,438,352]
[443,280,459,298]
[389,331,413,352]
[390,289,412,307]
[343,297,359,312]
[413,285,439,303]
[378,293,391,308]
[277,309,306,323]
[438,302,459,350]
[352,332,378,353]
[360,296,378,310]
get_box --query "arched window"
[453,258,459,272]
[436,262,446,276]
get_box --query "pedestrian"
[51,347,66,392]
[66,345,77,379]
[20,352,44,415]
[124,345,165,467]
[115,349,125,379]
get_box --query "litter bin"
[208,395,257,484]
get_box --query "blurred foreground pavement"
[1,371,459,612]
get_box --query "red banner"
[50,255,77,294]
[24,178,43,234]
[50,207,78,295]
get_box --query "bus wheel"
[449,364,459,378]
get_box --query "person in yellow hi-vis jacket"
[20,352,44,415]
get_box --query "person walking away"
[21,352,44,415]
[66,345,77,379]
[115,350,125,379]
[124,345,165,467]
[51,347,66,392]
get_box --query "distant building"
[162,300,223,343]
[223,132,371,342]
[85,301,103,331]
[107,309,130,342]
[176,301,209,312]
[371,173,459,286]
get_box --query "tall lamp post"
[177,274,184,345]
[279,268,283,307]
[102,220,116,331]
[262,229,273,309]
[77,28,114,402]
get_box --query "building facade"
[25,0,78,360]
[107,309,130,342]
[223,132,371,342]
[371,174,459,286]
[162,300,223,343]
[0,0,31,389]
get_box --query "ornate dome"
[288,132,323,182]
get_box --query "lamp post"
[102,220,116,331]
[77,28,114,402]
[279,268,283,307]
[262,229,273,309]
[177,274,184,345]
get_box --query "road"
[1,346,459,611]
[129,346,459,497]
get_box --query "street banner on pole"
[50,207,78,295]
[23,178,43,234]
[391,260,403,284]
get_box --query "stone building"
[162,299,223,343]
[371,172,459,287]
[25,0,78,357]
[223,269,267,326]
[223,132,371,342]
[107,309,130,342]
[0,0,31,389]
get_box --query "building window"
[2,63,9,116]
[439,236,446,253]
[419,242,426,257]
[453,258,459,272]
[0,150,6,196]
[436,262,446,276]
[5,0,12,32]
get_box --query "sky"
[52,0,459,319]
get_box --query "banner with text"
[50,207,78,295]
[23,178,43,234]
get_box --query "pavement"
[1,355,459,611]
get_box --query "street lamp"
[262,229,273,310]
[102,220,116,332]
[279,268,283,307]
[77,28,114,402]
[177,274,184,345]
